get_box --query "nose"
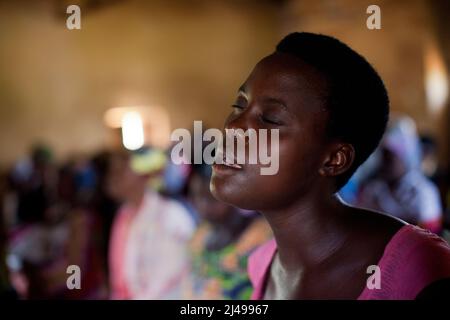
[225,104,255,132]
[226,115,245,132]
[224,109,251,143]
[223,117,258,163]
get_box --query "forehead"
[243,52,328,113]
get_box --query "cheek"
[210,136,322,211]
[281,135,321,171]
[257,142,321,207]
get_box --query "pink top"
[109,191,195,299]
[109,204,135,299]
[248,224,450,300]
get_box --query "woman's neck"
[261,192,351,270]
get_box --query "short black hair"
[276,32,389,189]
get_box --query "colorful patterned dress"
[185,217,272,300]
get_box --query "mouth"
[212,162,243,176]
[212,147,244,173]
[222,158,243,169]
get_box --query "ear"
[319,143,355,178]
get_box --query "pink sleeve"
[359,225,450,300]
[248,239,276,300]
[108,207,132,300]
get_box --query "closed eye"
[260,115,281,125]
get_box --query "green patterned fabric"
[191,242,252,300]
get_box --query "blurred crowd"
[340,115,449,234]
[0,141,272,299]
[0,114,448,300]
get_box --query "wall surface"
[0,0,448,168]
[281,0,449,167]
[0,0,278,166]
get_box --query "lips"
[222,160,243,169]
[212,162,243,177]
[213,147,244,172]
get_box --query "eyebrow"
[260,96,288,111]
[237,84,289,111]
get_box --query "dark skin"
[106,154,158,208]
[210,52,405,299]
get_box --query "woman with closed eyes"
[210,32,450,300]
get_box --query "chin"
[210,172,254,210]
[210,171,278,212]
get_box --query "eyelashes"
[230,105,282,126]
[260,115,281,125]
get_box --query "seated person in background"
[0,172,17,299]
[357,115,443,234]
[210,32,450,300]
[108,147,195,299]
[7,162,106,299]
[184,163,271,299]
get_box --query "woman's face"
[210,52,331,211]
[106,154,144,203]
[378,147,407,182]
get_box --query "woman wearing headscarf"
[357,115,443,234]
[108,147,195,299]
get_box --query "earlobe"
[319,144,355,177]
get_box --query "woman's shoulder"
[344,206,450,299]
[384,224,450,271]
[355,207,450,272]
[360,223,450,299]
